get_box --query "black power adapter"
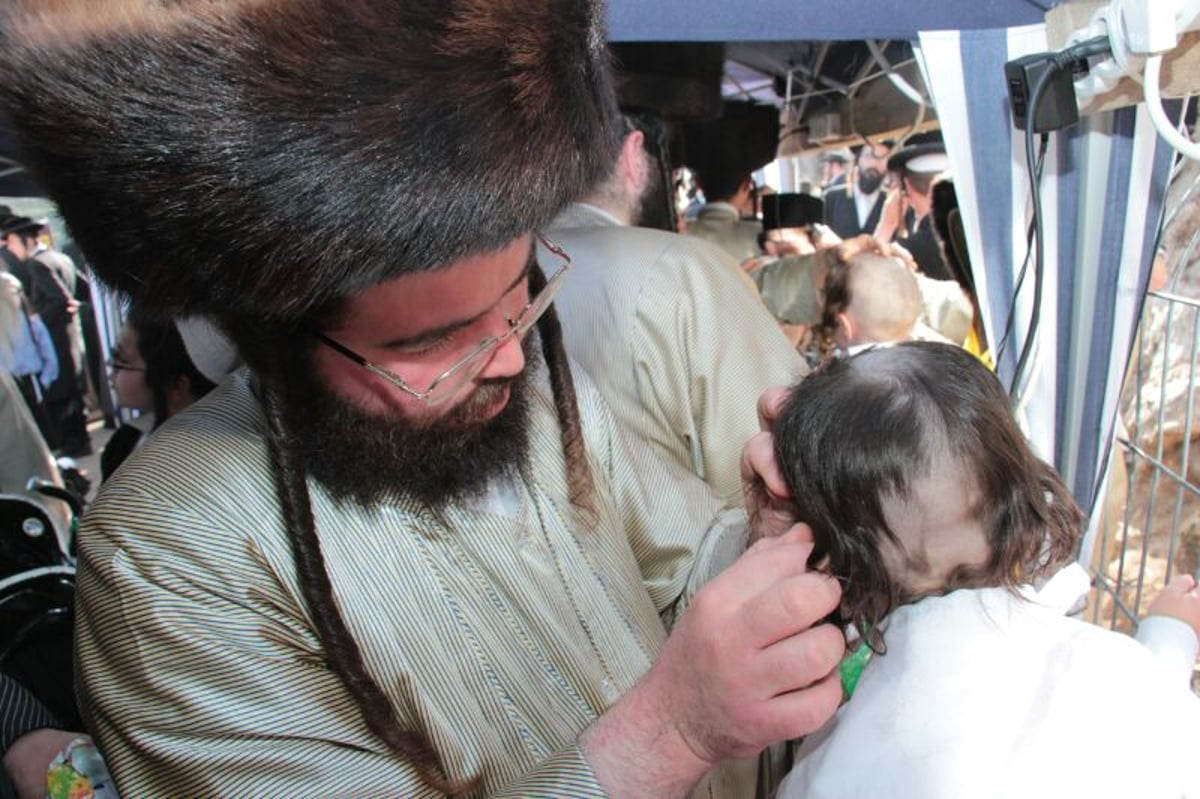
[1005,53,1081,133]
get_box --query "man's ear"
[619,129,646,188]
[163,374,193,415]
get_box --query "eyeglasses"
[107,357,145,373]
[313,235,570,406]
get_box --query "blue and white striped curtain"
[918,25,1177,525]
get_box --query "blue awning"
[606,0,1054,42]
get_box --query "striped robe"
[75,366,752,797]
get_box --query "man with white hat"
[875,141,954,281]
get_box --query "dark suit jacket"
[823,186,884,239]
[903,212,951,282]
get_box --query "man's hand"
[873,184,906,243]
[832,234,884,263]
[882,240,918,273]
[743,387,797,541]
[581,527,844,797]
[809,223,842,251]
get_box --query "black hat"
[0,214,41,237]
[887,143,950,176]
[762,193,824,232]
[0,0,619,324]
[683,101,780,194]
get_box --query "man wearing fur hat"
[1,1,842,796]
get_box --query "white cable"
[1142,54,1200,160]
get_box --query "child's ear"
[836,311,856,344]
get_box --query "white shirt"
[778,565,1200,799]
[853,186,881,229]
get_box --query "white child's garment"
[777,566,1200,799]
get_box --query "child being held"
[772,341,1200,799]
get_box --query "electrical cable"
[994,137,1048,362]
[1009,35,1113,400]
[994,198,1042,362]
[1008,67,1055,399]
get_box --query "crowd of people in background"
[678,132,982,368]
[0,211,91,459]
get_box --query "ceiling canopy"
[606,0,1055,43]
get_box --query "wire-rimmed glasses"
[312,235,570,406]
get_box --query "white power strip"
[1068,0,1200,159]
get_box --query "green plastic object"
[838,641,872,699]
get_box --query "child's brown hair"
[773,341,1083,653]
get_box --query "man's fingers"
[704,538,817,610]
[742,431,791,501]
[752,623,846,696]
[740,571,843,649]
[741,427,796,541]
[756,387,790,432]
[755,670,845,743]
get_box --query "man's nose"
[478,330,526,381]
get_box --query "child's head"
[110,305,216,426]
[773,341,1082,651]
[819,252,922,353]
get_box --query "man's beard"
[285,338,536,510]
[857,168,884,195]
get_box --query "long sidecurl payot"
[0,0,620,323]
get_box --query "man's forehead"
[326,233,535,340]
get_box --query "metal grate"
[1088,160,1200,692]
